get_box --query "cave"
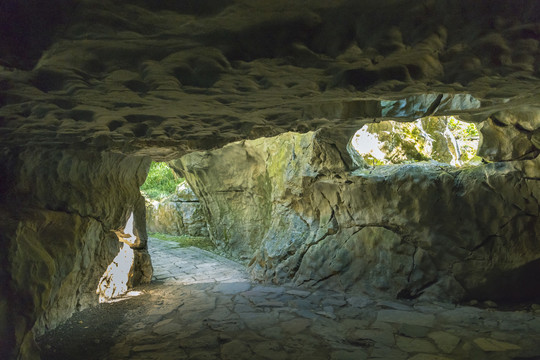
[1,0,539,359]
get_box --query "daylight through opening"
[350,116,480,167]
[142,162,213,277]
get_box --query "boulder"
[145,181,209,237]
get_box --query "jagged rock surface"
[146,182,209,237]
[0,0,539,159]
[176,130,540,302]
[0,149,152,359]
[0,0,539,359]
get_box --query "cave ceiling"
[0,0,539,160]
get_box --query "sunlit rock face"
[146,182,209,237]
[0,149,151,359]
[176,130,540,303]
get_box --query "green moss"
[149,232,215,252]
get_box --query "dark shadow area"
[0,0,78,69]
[130,0,235,16]
[36,292,150,360]
[463,258,540,305]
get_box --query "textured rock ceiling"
[1,0,539,159]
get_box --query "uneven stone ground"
[38,237,540,360]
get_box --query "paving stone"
[178,334,219,349]
[377,300,413,311]
[286,289,311,298]
[259,326,283,339]
[428,331,460,353]
[473,337,522,351]
[315,310,337,319]
[208,306,233,321]
[377,310,435,327]
[288,298,315,310]
[42,237,540,360]
[369,346,408,359]
[340,319,370,331]
[337,308,364,321]
[189,350,219,360]
[408,354,452,360]
[398,323,430,338]
[281,318,312,333]
[250,285,286,294]
[322,297,347,307]
[395,336,437,353]
[152,321,184,336]
[213,282,252,294]
[437,306,484,325]
[292,309,321,320]
[347,329,395,347]
[205,318,245,332]
[132,343,170,352]
[234,303,256,313]
[221,340,253,360]
[252,341,287,360]
[239,312,279,330]
[330,349,368,360]
[256,300,285,308]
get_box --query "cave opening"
[349,116,481,167]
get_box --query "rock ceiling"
[0,0,539,160]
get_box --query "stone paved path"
[103,237,540,360]
[39,237,540,359]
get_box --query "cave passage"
[38,231,540,359]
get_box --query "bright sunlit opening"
[351,116,479,167]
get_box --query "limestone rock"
[145,181,209,237]
[477,109,540,161]
[0,149,152,359]
[177,131,540,302]
[1,1,539,158]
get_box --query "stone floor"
[42,237,540,360]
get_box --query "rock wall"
[146,182,209,237]
[0,149,152,359]
[175,121,540,304]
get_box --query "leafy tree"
[140,162,184,200]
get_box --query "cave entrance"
[350,116,480,167]
[141,161,213,274]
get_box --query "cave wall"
[0,0,539,358]
[0,149,151,359]
[175,119,540,303]
[145,182,209,237]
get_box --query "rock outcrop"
[146,182,209,237]
[0,149,152,359]
[175,125,540,303]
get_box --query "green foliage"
[140,162,184,200]
[149,232,215,252]
[448,117,478,140]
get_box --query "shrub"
[140,162,183,200]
